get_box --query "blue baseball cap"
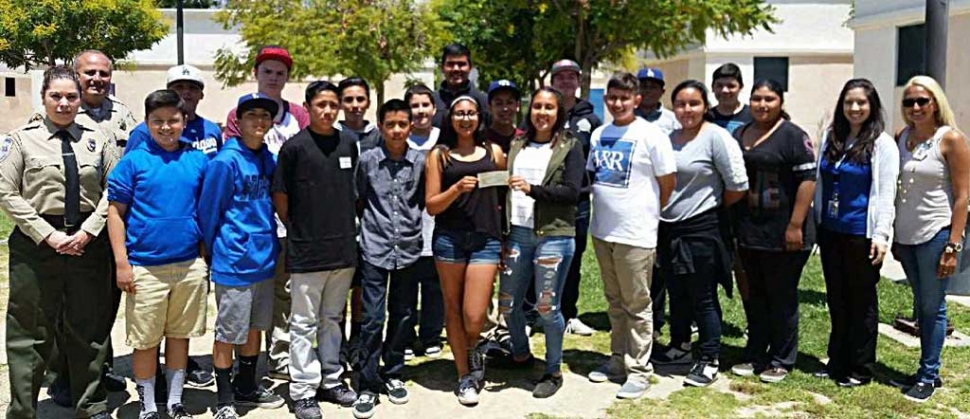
[235,92,279,118]
[637,67,665,85]
[487,79,521,102]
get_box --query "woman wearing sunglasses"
[891,76,970,403]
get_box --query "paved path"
[0,293,708,419]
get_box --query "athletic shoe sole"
[684,375,717,387]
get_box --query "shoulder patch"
[0,137,14,162]
[87,137,97,152]
[28,113,44,123]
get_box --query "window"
[753,57,789,91]
[3,78,14,97]
[897,23,925,86]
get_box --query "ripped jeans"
[499,226,576,375]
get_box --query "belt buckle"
[63,216,75,229]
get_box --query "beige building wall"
[651,58,691,108]
[1,72,37,134]
[785,55,854,140]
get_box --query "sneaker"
[532,374,563,398]
[731,362,757,377]
[318,383,357,407]
[404,348,415,361]
[138,412,160,419]
[90,412,112,419]
[424,345,443,358]
[103,370,128,392]
[212,404,239,419]
[266,367,290,381]
[495,354,535,370]
[650,344,693,365]
[352,392,378,419]
[294,397,323,419]
[456,374,479,406]
[836,376,867,388]
[891,374,943,389]
[565,318,595,336]
[468,347,486,381]
[684,360,719,387]
[616,379,650,399]
[588,363,624,383]
[904,382,935,403]
[185,365,214,388]
[812,369,830,379]
[384,378,409,404]
[167,403,193,419]
[759,367,789,383]
[234,385,285,409]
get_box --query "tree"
[214,0,446,105]
[156,0,218,8]
[0,0,168,70]
[432,0,778,98]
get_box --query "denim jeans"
[894,228,957,384]
[358,260,416,393]
[499,226,575,375]
[562,199,590,321]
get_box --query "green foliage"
[156,0,217,8]
[432,0,778,97]
[0,0,168,69]
[214,0,446,103]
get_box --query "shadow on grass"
[799,288,829,307]
[577,312,611,331]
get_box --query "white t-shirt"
[510,142,554,228]
[587,118,677,248]
[408,127,440,257]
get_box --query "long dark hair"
[436,95,488,167]
[825,78,885,165]
[525,87,567,146]
[670,80,714,123]
[750,79,791,121]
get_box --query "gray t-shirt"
[661,124,748,222]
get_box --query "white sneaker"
[616,379,650,399]
[565,318,595,336]
[587,363,624,383]
[424,345,442,358]
[456,375,479,405]
[404,348,415,361]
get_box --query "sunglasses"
[902,97,932,108]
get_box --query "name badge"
[339,157,352,169]
[827,198,839,219]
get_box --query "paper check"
[477,171,509,188]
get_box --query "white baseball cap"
[166,64,205,89]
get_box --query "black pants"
[818,228,879,381]
[6,228,112,418]
[738,247,809,370]
[561,199,590,321]
[651,265,668,334]
[358,260,415,393]
[406,257,444,348]
[666,237,723,360]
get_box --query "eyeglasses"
[453,111,479,120]
[902,97,932,108]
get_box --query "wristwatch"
[945,242,964,254]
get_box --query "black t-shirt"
[708,105,753,135]
[272,128,359,272]
[732,120,817,251]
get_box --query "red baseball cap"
[255,46,293,71]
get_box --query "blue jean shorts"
[432,229,501,265]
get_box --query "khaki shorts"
[125,257,209,350]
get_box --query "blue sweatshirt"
[107,138,208,266]
[125,117,223,157]
[199,138,279,286]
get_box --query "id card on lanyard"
[827,140,856,219]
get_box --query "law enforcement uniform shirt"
[30,96,137,149]
[0,119,120,244]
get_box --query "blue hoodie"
[107,139,207,266]
[199,137,279,286]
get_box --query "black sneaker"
[317,383,357,407]
[891,374,943,389]
[294,397,323,419]
[532,374,563,398]
[384,378,409,404]
[495,354,535,370]
[904,382,935,403]
[812,369,830,379]
[650,344,693,365]
[185,358,214,388]
[352,391,378,419]
[468,347,486,381]
[167,403,193,419]
[234,385,285,409]
[835,376,868,388]
[684,360,719,387]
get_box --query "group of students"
[1,42,966,419]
